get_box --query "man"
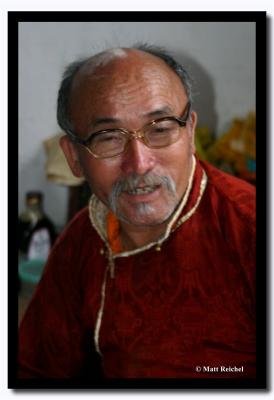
[18,44,256,379]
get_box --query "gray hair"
[57,43,193,134]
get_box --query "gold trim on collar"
[91,156,207,356]
[89,156,207,271]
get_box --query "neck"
[119,220,168,250]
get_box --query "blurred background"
[19,21,256,229]
[18,22,256,321]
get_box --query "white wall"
[18,21,255,228]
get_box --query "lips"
[125,185,159,195]
[121,185,161,203]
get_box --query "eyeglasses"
[67,101,191,159]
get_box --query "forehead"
[69,51,187,128]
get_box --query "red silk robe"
[18,159,256,379]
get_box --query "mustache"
[108,172,176,212]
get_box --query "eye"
[100,135,120,143]
[92,131,124,144]
[153,126,172,133]
[150,119,179,134]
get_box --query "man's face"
[66,51,197,227]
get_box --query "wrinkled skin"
[60,49,197,248]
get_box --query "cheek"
[80,156,121,201]
[159,139,193,176]
[155,139,193,197]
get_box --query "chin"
[116,203,175,227]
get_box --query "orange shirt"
[107,211,123,254]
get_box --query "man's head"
[58,45,197,227]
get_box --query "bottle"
[18,191,57,261]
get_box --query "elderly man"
[18,45,256,379]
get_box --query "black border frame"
[9,11,267,390]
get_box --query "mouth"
[124,185,160,195]
[121,185,161,202]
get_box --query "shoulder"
[200,159,256,224]
[51,206,98,257]
[62,207,91,234]
[196,160,256,298]
[42,206,103,283]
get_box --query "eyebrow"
[89,117,120,129]
[144,106,174,118]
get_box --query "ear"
[189,110,197,154]
[59,135,84,178]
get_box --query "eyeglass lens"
[88,118,182,158]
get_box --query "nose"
[120,137,156,175]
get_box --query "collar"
[88,155,207,277]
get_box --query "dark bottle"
[18,191,57,261]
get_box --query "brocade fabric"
[18,159,256,378]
